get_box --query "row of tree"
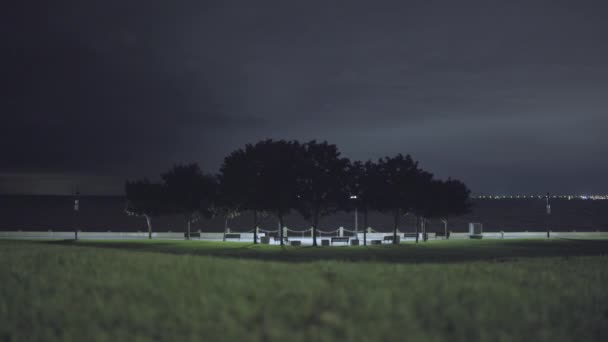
[125,139,471,246]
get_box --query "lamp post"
[546,192,551,238]
[73,191,80,241]
[350,195,358,240]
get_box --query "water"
[1,195,606,233]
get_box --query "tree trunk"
[423,218,427,242]
[223,216,229,242]
[74,211,78,241]
[279,214,285,246]
[393,208,400,245]
[546,193,551,239]
[312,223,317,247]
[442,219,448,240]
[312,214,319,247]
[145,215,152,239]
[415,216,420,243]
[253,210,258,244]
[186,220,191,240]
[363,207,368,246]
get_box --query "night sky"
[2,0,607,195]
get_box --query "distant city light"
[473,194,608,200]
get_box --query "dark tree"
[376,154,432,244]
[248,139,303,246]
[125,179,168,239]
[213,204,240,242]
[296,140,350,246]
[412,178,471,241]
[161,163,217,240]
[432,178,472,239]
[219,144,268,244]
[412,179,441,242]
[348,160,383,246]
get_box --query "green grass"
[45,238,608,263]
[1,239,607,342]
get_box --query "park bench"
[185,232,201,239]
[331,237,350,245]
[435,231,451,239]
[383,235,402,243]
[290,240,302,246]
[321,239,330,246]
[225,233,241,240]
[351,239,360,246]
[370,240,382,245]
[268,232,288,243]
[273,236,289,243]
[403,233,418,240]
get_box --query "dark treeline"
[126,139,471,245]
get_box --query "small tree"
[348,160,383,246]
[250,139,302,246]
[376,154,432,244]
[214,175,242,242]
[413,178,471,241]
[125,179,168,239]
[161,163,217,240]
[219,144,267,244]
[214,206,240,242]
[433,178,472,239]
[412,179,440,242]
[296,141,350,246]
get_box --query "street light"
[350,195,358,239]
[73,191,80,241]
[546,192,551,238]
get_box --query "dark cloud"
[1,0,607,194]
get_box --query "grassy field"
[1,239,607,342]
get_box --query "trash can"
[469,223,483,239]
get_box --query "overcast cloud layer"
[1,0,607,195]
